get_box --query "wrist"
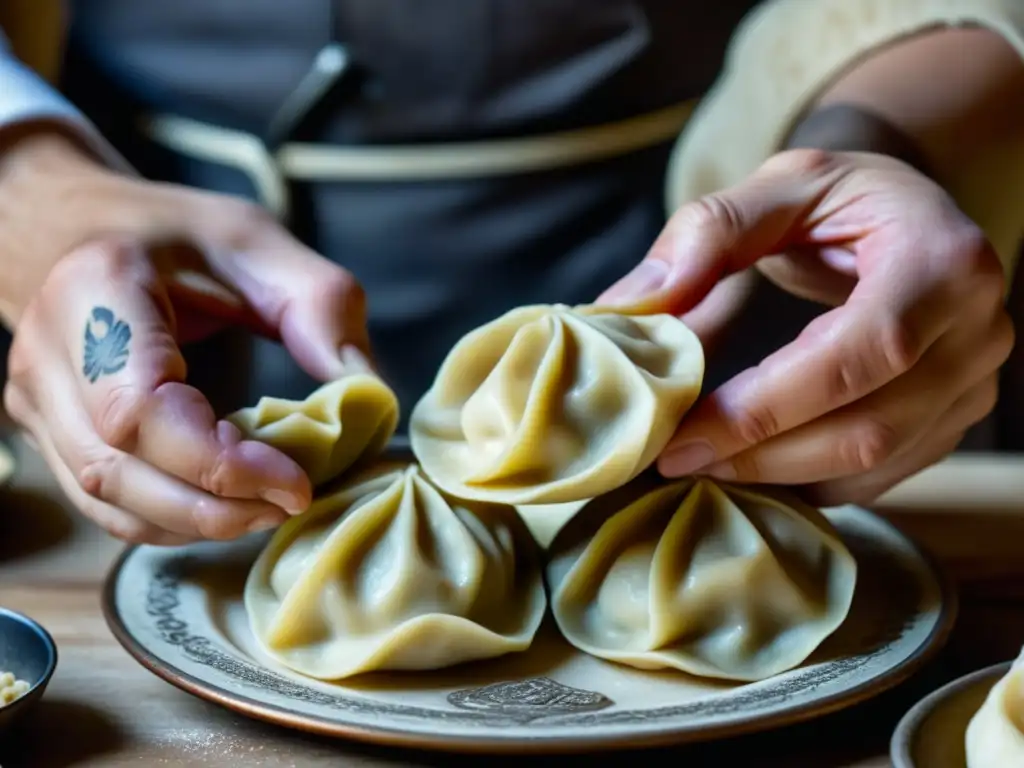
[782,103,933,178]
[0,121,130,326]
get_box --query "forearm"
[785,27,1024,179]
[0,23,137,327]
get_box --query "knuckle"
[2,381,29,424]
[93,385,150,449]
[215,197,279,247]
[77,452,124,502]
[51,238,145,287]
[762,148,836,177]
[198,452,232,497]
[828,356,868,403]
[192,500,246,541]
[727,400,780,445]
[874,315,921,378]
[826,318,919,402]
[842,417,900,473]
[678,194,746,245]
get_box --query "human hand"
[1,130,370,543]
[600,149,1013,505]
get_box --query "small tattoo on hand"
[83,306,132,383]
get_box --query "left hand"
[599,148,1014,506]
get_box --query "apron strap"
[138,99,696,222]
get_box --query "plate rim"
[101,506,959,754]
[889,659,1011,768]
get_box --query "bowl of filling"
[0,607,57,732]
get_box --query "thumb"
[597,150,840,316]
[56,240,311,509]
[205,222,372,383]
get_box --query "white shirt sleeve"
[0,31,133,172]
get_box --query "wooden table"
[3,433,1024,768]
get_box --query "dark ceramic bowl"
[0,607,58,732]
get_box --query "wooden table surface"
[3,432,1024,768]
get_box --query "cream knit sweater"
[667,0,1024,279]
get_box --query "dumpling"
[545,475,857,682]
[228,373,399,487]
[410,304,704,505]
[244,462,547,679]
[965,647,1024,767]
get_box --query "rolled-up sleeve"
[666,0,1024,277]
[0,30,130,171]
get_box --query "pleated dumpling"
[228,373,399,487]
[546,476,857,682]
[244,462,547,680]
[410,304,704,505]
[965,647,1024,767]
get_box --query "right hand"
[0,129,371,544]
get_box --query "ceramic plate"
[103,504,955,754]
[891,661,1010,768]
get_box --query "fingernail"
[703,461,736,481]
[660,441,716,476]
[260,489,305,515]
[601,260,670,305]
[248,513,285,533]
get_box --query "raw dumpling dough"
[966,647,1024,767]
[244,462,547,679]
[546,476,857,682]
[410,304,704,505]
[228,373,399,487]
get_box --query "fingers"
[800,377,998,507]
[660,231,1011,478]
[6,386,197,546]
[47,240,313,512]
[23,358,292,541]
[132,385,311,512]
[194,204,372,382]
[657,298,945,475]
[697,321,1006,484]
[598,149,844,314]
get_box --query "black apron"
[56,0,999,450]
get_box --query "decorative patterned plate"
[890,661,1010,768]
[103,504,955,753]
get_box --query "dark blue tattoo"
[83,306,132,383]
